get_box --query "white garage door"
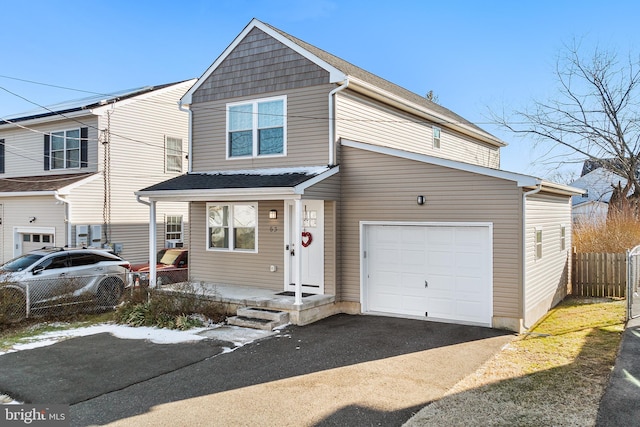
[364,223,492,326]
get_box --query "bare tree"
[494,41,640,216]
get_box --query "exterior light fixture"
[269,209,278,219]
[416,196,425,205]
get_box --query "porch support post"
[149,200,157,288]
[294,198,303,305]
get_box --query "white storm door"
[286,200,324,294]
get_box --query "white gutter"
[522,182,543,330]
[179,102,193,172]
[136,195,157,288]
[328,80,349,165]
[53,192,71,247]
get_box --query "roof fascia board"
[346,77,506,148]
[0,191,57,198]
[136,186,302,202]
[293,166,340,194]
[0,110,93,129]
[57,173,102,194]
[180,19,346,106]
[92,80,196,116]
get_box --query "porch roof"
[136,166,339,201]
[0,172,99,196]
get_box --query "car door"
[29,254,70,304]
[67,253,104,296]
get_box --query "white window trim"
[560,224,566,251]
[535,227,543,260]
[50,128,81,170]
[165,215,183,241]
[226,95,287,160]
[206,202,258,253]
[432,126,441,149]
[165,136,183,173]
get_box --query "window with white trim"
[166,215,183,241]
[207,203,257,251]
[227,96,286,158]
[535,227,543,259]
[165,137,183,172]
[51,129,81,169]
[432,126,441,149]
[560,224,566,251]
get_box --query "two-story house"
[0,80,194,264]
[136,20,582,332]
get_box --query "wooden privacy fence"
[572,252,627,298]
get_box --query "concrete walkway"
[0,314,514,427]
[596,315,640,426]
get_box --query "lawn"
[405,297,626,427]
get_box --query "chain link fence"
[0,273,128,324]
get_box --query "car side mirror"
[178,260,185,267]
[32,266,44,275]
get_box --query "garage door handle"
[425,280,428,288]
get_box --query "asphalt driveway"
[0,314,514,426]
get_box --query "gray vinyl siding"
[189,201,285,289]
[0,116,100,177]
[524,193,572,326]
[192,27,329,104]
[190,84,332,171]
[339,146,523,319]
[302,173,341,200]
[336,91,500,168]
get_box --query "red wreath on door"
[301,231,313,247]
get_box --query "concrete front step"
[227,307,290,330]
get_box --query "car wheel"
[97,277,124,306]
[0,288,26,323]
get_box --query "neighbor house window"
[432,126,441,149]
[166,215,183,241]
[560,225,566,251]
[207,203,257,251]
[535,227,543,259]
[44,128,88,170]
[165,137,183,172]
[0,139,5,174]
[227,96,286,158]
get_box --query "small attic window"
[432,126,441,149]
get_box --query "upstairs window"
[44,127,88,170]
[535,227,543,259]
[0,139,4,174]
[432,126,441,149]
[227,96,286,158]
[560,225,566,251]
[165,137,183,172]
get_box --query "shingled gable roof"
[0,172,98,193]
[1,81,190,125]
[137,166,337,199]
[181,18,504,147]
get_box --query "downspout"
[328,80,349,166]
[179,102,193,173]
[54,192,71,247]
[522,182,543,330]
[136,195,157,287]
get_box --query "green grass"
[407,297,627,427]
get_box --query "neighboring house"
[571,162,629,223]
[136,19,582,332]
[0,80,195,264]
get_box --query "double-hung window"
[207,203,257,252]
[432,126,441,149]
[227,96,286,158]
[166,215,183,241]
[165,137,183,172]
[44,127,88,170]
[535,227,543,259]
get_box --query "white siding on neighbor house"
[190,84,332,172]
[524,193,572,327]
[0,196,66,262]
[335,91,500,169]
[0,116,100,177]
[339,146,523,320]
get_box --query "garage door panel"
[365,224,492,326]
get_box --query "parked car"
[131,248,188,287]
[0,247,131,321]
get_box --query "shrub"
[573,215,640,253]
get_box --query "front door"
[286,200,324,294]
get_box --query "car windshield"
[1,253,45,272]
[158,249,182,266]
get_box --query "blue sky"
[1,0,639,180]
